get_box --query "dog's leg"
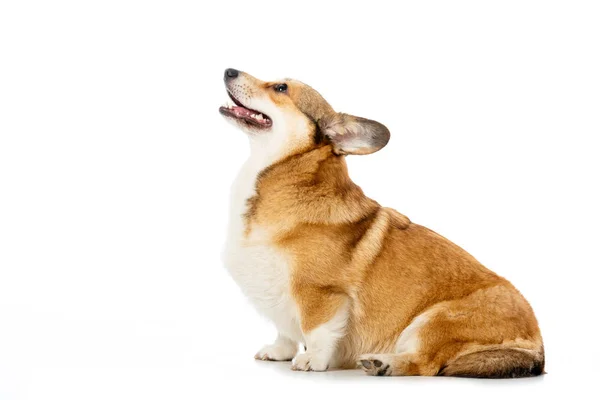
[360,284,545,377]
[291,287,349,372]
[358,353,429,376]
[254,333,298,361]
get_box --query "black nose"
[224,68,239,80]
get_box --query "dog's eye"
[274,83,288,93]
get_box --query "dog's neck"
[243,145,380,233]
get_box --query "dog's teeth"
[256,114,264,120]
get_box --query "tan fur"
[222,70,544,378]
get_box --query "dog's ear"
[319,113,390,155]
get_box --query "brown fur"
[225,71,544,378]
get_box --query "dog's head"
[219,68,390,164]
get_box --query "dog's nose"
[224,68,239,80]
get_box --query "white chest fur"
[222,158,303,343]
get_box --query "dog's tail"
[438,345,545,378]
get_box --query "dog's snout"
[224,68,239,80]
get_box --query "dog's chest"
[222,161,302,341]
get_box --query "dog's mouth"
[219,91,272,129]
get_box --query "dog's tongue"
[230,106,269,125]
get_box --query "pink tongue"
[230,105,268,125]
[231,106,253,117]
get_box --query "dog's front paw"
[254,343,297,361]
[291,352,329,372]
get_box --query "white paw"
[254,343,297,361]
[291,352,329,372]
[358,354,392,376]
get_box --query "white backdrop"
[1,1,599,399]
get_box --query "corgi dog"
[219,68,544,378]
